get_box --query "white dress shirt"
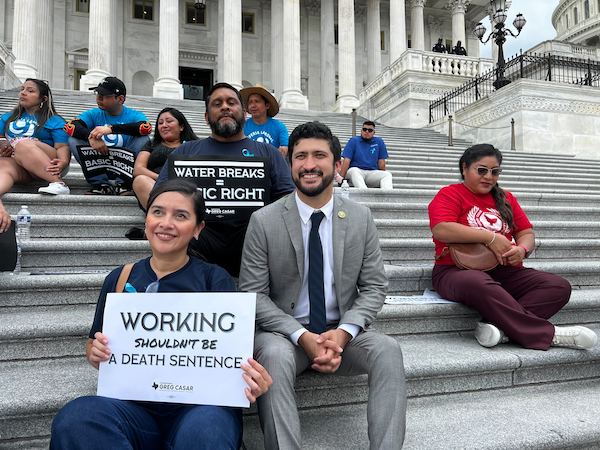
[290,193,360,344]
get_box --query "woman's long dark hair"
[459,144,514,229]
[3,79,60,136]
[147,179,205,225]
[151,107,198,146]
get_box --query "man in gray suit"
[239,122,406,449]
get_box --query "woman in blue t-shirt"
[50,179,272,450]
[0,79,70,233]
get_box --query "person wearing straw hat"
[240,85,289,158]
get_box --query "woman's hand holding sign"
[241,358,272,403]
[86,332,112,369]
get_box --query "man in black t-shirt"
[155,83,294,276]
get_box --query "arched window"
[585,0,590,19]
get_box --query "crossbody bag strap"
[435,246,450,261]
[115,263,134,293]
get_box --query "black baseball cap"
[90,77,127,96]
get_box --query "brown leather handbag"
[439,243,498,271]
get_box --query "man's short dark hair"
[288,121,341,164]
[363,120,376,128]
[205,82,243,109]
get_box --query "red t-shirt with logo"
[428,183,533,265]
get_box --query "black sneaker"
[85,185,115,195]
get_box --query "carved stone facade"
[553,0,600,47]
[430,78,600,159]
[0,0,491,112]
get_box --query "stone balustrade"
[359,49,494,104]
[529,40,600,62]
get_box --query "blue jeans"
[50,396,242,450]
[69,136,149,187]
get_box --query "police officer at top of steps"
[154,82,294,278]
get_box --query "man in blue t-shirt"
[340,121,393,190]
[154,83,294,277]
[240,86,289,158]
[65,77,152,195]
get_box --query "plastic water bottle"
[341,180,350,199]
[16,205,32,242]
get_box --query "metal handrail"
[429,52,600,123]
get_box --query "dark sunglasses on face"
[362,127,375,133]
[476,166,502,176]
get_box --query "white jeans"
[346,167,393,189]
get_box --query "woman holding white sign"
[50,179,271,450]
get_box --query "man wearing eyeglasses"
[339,121,393,190]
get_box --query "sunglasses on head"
[475,166,502,176]
[362,127,375,133]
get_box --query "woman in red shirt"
[428,144,596,350]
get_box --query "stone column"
[449,0,468,49]
[271,0,283,98]
[280,0,308,109]
[12,0,39,80]
[80,0,115,90]
[389,0,407,63]
[410,0,426,51]
[153,0,183,98]
[35,0,54,82]
[219,0,242,88]
[367,0,382,82]
[320,0,336,110]
[335,0,359,113]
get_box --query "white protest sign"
[97,292,256,408]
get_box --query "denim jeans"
[50,395,243,450]
[69,136,149,187]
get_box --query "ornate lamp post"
[473,0,526,90]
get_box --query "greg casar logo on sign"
[152,381,194,392]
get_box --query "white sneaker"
[552,326,598,350]
[38,182,70,195]
[474,322,509,348]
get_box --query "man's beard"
[208,112,244,138]
[293,169,334,197]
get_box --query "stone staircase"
[1,90,599,449]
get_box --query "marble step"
[9,214,144,239]
[389,176,600,192]
[7,215,595,241]
[2,327,599,446]
[379,238,600,263]
[364,201,600,221]
[243,379,600,450]
[2,291,599,363]
[385,260,600,294]
[347,188,600,207]
[375,219,600,239]
[18,240,150,272]
[10,236,600,272]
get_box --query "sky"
[479,0,561,58]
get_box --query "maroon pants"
[432,264,571,350]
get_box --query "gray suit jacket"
[239,192,388,336]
